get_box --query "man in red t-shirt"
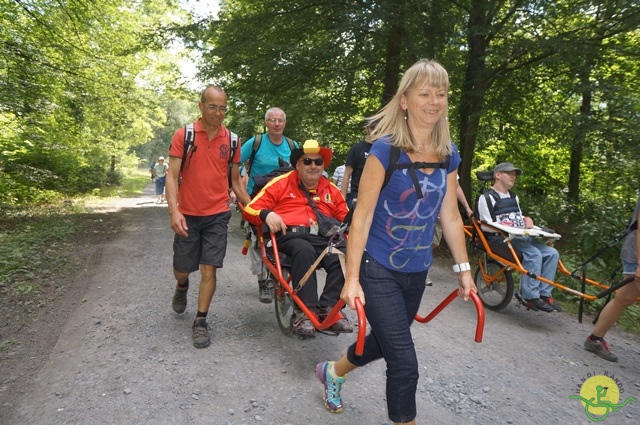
[165,85,250,349]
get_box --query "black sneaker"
[172,280,189,314]
[524,298,554,313]
[540,296,562,312]
[258,279,273,304]
[192,318,211,348]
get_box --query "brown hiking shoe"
[192,318,211,348]
[293,311,315,338]
[317,307,353,333]
[172,280,188,314]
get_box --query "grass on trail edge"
[0,170,150,337]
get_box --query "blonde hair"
[367,59,451,159]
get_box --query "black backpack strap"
[284,136,296,152]
[227,131,239,186]
[382,145,401,190]
[228,132,239,165]
[180,123,196,174]
[483,189,500,221]
[247,134,263,176]
[382,145,449,199]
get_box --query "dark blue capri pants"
[346,251,427,423]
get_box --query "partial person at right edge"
[165,85,251,349]
[240,107,298,304]
[476,162,561,313]
[584,195,640,362]
[427,175,474,285]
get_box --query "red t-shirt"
[169,119,240,216]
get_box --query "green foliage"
[0,171,149,307]
[0,208,81,296]
[0,0,190,206]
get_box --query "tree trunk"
[381,0,406,103]
[457,1,491,204]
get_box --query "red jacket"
[243,170,348,227]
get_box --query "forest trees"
[192,0,639,226]
[0,0,191,206]
[2,0,639,234]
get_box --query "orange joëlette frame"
[464,218,640,302]
[255,225,484,347]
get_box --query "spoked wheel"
[474,259,514,311]
[274,269,295,335]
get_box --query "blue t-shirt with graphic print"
[365,137,461,273]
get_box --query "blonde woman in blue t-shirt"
[316,60,476,425]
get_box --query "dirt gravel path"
[1,184,639,424]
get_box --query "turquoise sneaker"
[316,361,346,413]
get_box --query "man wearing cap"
[243,140,352,337]
[476,162,560,313]
[153,156,168,203]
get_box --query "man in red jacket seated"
[243,140,352,337]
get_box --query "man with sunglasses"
[243,140,351,337]
[240,107,299,303]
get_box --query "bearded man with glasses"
[243,140,352,337]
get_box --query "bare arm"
[441,172,477,300]
[230,163,251,206]
[456,181,473,217]
[165,156,188,237]
[341,166,353,199]
[342,158,384,309]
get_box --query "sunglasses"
[301,157,324,166]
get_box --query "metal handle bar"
[596,276,635,299]
[414,290,485,343]
[354,297,365,356]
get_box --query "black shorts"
[173,211,231,273]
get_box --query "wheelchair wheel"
[474,259,514,311]
[274,269,295,335]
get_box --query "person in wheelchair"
[243,139,352,337]
[476,162,561,313]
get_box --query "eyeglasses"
[265,118,286,124]
[301,157,324,166]
[206,104,227,112]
